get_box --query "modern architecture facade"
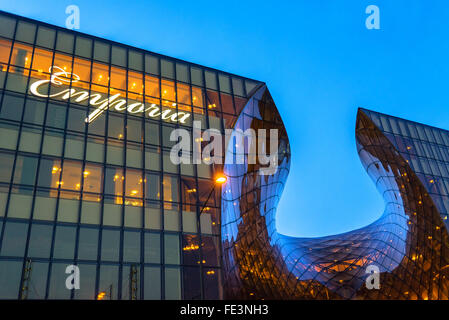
[0,10,265,300]
[223,107,449,300]
[1,10,449,301]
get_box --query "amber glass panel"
[145,74,160,98]
[105,167,124,202]
[11,42,33,68]
[0,38,12,63]
[90,83,109,96]
[110,65,126,90]
[177,83,191,105]
[53,52,73,74]
[161,79,175,102]
[61,160,82,191]
[192,87,204,108]
[178,103,191,113]
[92,62,109,86]
[197,179,216,207]
[206,90,220,111]
[220,93,235,114]
[32,47,53,73]
[234,96,247,114]
[181,177,197,205]
[128,70,143,94]
[125,169,143,198]
[145,96,160,106]
[72,57,91,82]
[163,175,179,203]
[83,163,103,194]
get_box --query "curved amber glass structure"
[221,97,449,299]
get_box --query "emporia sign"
[29,66,192,124]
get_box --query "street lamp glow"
[215,175,227,184]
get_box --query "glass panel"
[33,194,57,221]
[183,266,201,300]
[37,157,61,188]
[125,169,143,199]
[144,232,160,263]
[176,63,188,83]
[163,175,179,202]
[53,225,76,259]
[123,230,140,262]
[7,192,33,219]
[19,127,42,153]
[1,93,24,121]
[36,26,55,49]
[0,261,22,299]
[145,54,159,75]
[0,122,19,149]
[205,71,217,90]
[48,263,71,299]
[93,41,110,63]
[61,160,82,191]
[1,221,28,256]
[28,223,53,258]
[0,152,14,182]
[101,229,120,261]
[80,200,101,225]
[98,265,119,300]
[0,15,16,38]
[75,36,92,58]
[218,74,231,93]
[56,31,74,53]
[145,206,161,230]
[78,227,99,260]
[145,173,160,200]
[144,266,161,299]
[42,131,64,156]
[74,264,96,299]
[161,59,174,79]
[23,98,46,124]
[128,50,143,71]
[104,167,124,197]
[165,267,181,299]
[46,103,66,129]
[111,45,126,67]
[13,155,38,185]
[164,234,180,264]
[27,262,48,299]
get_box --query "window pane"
[125,169,143,198]
[165,267,181,299]
[0,16,16,38]
[56,31,74,53]
[144,232,160,263]
[98,265,119,300]
[145,173,160,200]
[0,152,14,182]
[23,98,46,125]
[17,21,37,44]
[13,155,38,185]
[0,261,22,299]
[61,160,82,191]
[74,264,96,299]
[83,163,103,194]
[53,225,76,259]
[78,227,99,260]
[28,223,53,258]
[75,36,92,58]
[36,26,55,49]
[1,93,24,121]
[46,103,66,129]
[93,41,110,63]
[123,230,140,262]
[101,229,120,261]
[164,234,180,265]
[0,221,27,256]
[38,158,61,188]
[111,45,126,67]
[104,167,123,196]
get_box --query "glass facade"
[0,10,263,300]
[221,104,449,300]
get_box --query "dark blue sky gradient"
[2,0,449,237]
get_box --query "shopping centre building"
[0,10,269,300]
[1,10,449,300]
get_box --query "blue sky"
[2,0,449,237]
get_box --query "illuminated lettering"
[29,66,191,125]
